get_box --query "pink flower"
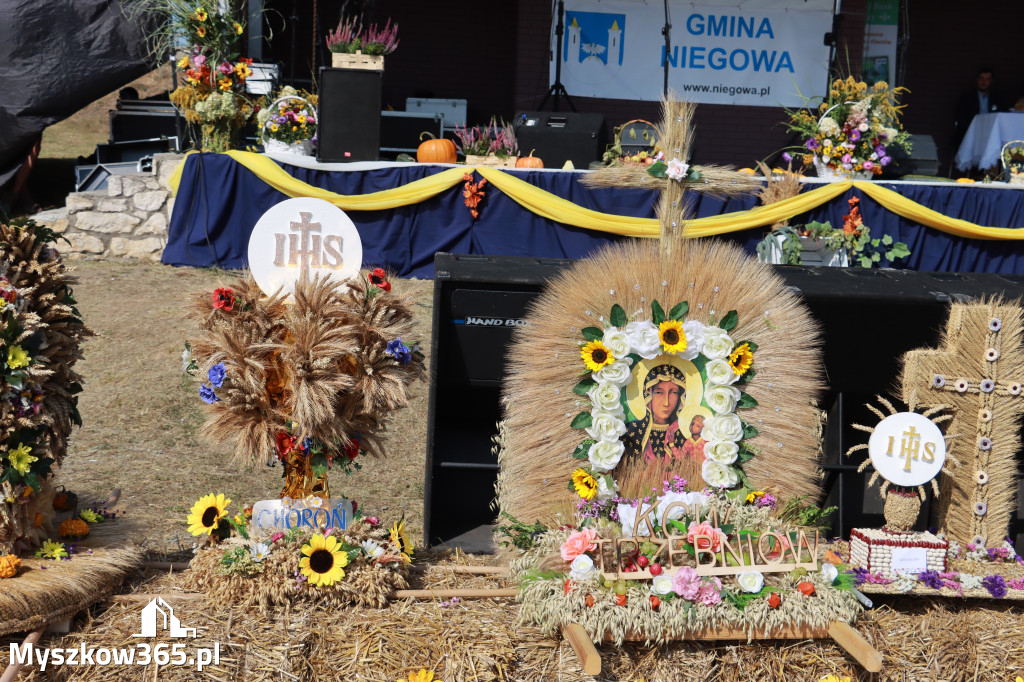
[560,528,599,562]
[270,532,285,543]
[672,566,701,600]
[193,54,206,66]
[686,520,725,552]
[218,61,233,75]
[863,160,874,170]
[364,516,380,526]
[698,577,722,605]
[842,153,852,164]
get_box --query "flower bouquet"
[785,76,911,180]
[326,17,399,70]
[257,87,318,156]
[454,118,519,167]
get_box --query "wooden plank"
[609,623,826,642]
[828,620,883,673]
[143,561,191,572]
[562,624,602,675]
[392,588,519,599]
[0,626,45,682]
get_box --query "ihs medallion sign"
[248,198,363,296]
[867,412,946,488]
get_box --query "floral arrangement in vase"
[454,118,519,165]
[256,87,318,156]
[785,76,911,179]
[325,17,400,55]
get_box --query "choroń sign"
[248,197,363,296]
[251,498,354,532]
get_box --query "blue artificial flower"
[199,384,220,404]
[781,152,792,163]
[208,362,226,388]
[385,338,412,365]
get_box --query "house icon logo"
[132,598,197,638]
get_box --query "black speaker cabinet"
[317,67,382,162]
[424,254,1024,549]
[513,111,606,169]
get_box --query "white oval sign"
[247,197,362,297]
[251,498,353,533]
[867,412,946,487]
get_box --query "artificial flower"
[368,267,391,291]
[199,384,220,404]
[702,460,740,488]
[658,319,687,355]
[820,562,839,585]
[593,359,633,386]
[6,442,36,475]
[616,501,653,537]
[251,542,271,562]
[705,358,740,386]
[818,676,851,682]
[745,491,765,504]
[701,327,735,360]
[194,8,207,21]
[703,439,739,464]
[186,493,231,536]
[736,570,764,593]
[196,25,206,37]
[687,520,726,552]
[59,518,90,540]
[271,531,285,543]
[584,409,627,442]
[233,21,243,34]
[307,496,324,508]
[385,338,412,364]
[571,468,598,501]
[7,345,29,369]
[212,288,235,311]
[568,553,597,580]
[390,516,414,557]
[656,489,707,523]
[705,384,741,414]
[217,78,232,92]
[623,320,661,359]
[665,157,690,181]
[587,439,624,473]
[727,343,754,376]
[680,320,707,359]
[177,55,190,69]
[344,436,360,461]
[587,381,624,416]
[400,669,441,682]
[651,574,674,595]
[594,475,619,501]
[672,566,701,599]
[702,413,744,443]
[698,576,723,605]
[36,539,68,560]
[79,509,103,523]
[299,533,348,586]
[217,61,233,75]
[362,539,385,559]
[580,340,615,372]
[595,329,628,360]
[561,527,599,562]
[207,362,226,388]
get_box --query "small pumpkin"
[516,149,544,169]
[59,517,90,540]
[53,487,78,512]
[0,554,21,579]
[417,132,457,164]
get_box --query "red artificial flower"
[462,172,487,219]
[564,579,573,595]
[842,196,863,236]
[614,593,628,606]
[275,432,298,458]
[344,436,360,461]
[767,592,782,608]
[212,287,235,311]
[585,594,595,608]
[369,268,391,292]
[649,595,661,610]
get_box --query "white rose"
[702,460,739,488]
[588,439,625,473]
[704,439,739,464]
[616,502,652,537]
[702,327,735,360]
[665,157,689,181]
[820,563,838,584]
[585,410,627,442]
[656,490,704,523]
[595,475,619,501]
[736,571,764,593]
[705,384,741,414]
[705,358,740,386]
[602,328,631,358]
[651,574,675,595]
[676,320,706,360]
[703,413,744,443]
[569,554,597,580]
[624,320,661,359]
[587,381,624,416]
[594,359,633,386]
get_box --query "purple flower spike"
[781,152,793,163]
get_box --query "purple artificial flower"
[385,338,412,364]
[208,362,226,388]
[781,152,793,163]
[850,567,869,586]
[218,61,233,75]
[199,384,220,404]
[918,570,944,590]
[875,145,887,156]
[276,115,287,124]
[880,156,892,166]
[849,129,861,142]
[805,138,819,151]
[982,575,1007,598]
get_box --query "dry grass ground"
[58,259,432,549]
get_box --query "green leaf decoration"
[567,480,576,492]
[687,168,703,181]
[669,301,689,320]
[742,341,759,352]
[651,300,666,325]
[719,310,738,331]
[573,376,597,395]
[628,352,642,366]
[610,304,627,328]
[737,392,758,408]
[742,422,759,439]
[858,255,873,268]
[571,412,593,429]
[581,326,603,341]
[737,447,756,464]
[572,441,594,459]
[881,234,893,245]
[890,242,911,259]
[647,161,668,178]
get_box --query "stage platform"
[164,151,1024,279]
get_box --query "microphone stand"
[539,0,575,112]
[662,0,672,97]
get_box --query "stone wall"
[34,153,183,261]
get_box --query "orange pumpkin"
[417,132,457,164]
[516,149,544,168]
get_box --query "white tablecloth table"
[955,112,1024,172]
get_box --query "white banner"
[552,0,833,107]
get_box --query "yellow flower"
[270,124,279,132]
[745,490,765,503]
[390,516,414,557]
[572,468,598,500]
[177,55,190,69]
[196,25,206,37]
[297,115,307,124]
[399,671,441,682]
[7,442,36,475]
[658,319,687,355]
[299,533,348,586]
[233,22,243,35]
[580,340,615,372]
[728,342,754,376]
[186,493,231,536]
[36,539,68,560]
[218,78,232,91]
[7,345,29,369]
[194,8,207,21]
[79,509,103,523]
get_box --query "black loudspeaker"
[424,254,1024,550]
[513,111,606,169]
[317,68,382,162]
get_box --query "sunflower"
[399,671,441,682]
[196,25,206,37]
[728,342,754,376]
[390,516,414,558]
[299,533,348,586]
[194,8,207,21]
[186,493,231,536]
[580,340,615,372]
[658,319,687,354]
[233,21,243,34]
[571,468,598,500]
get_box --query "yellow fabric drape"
[167,152,1024,241]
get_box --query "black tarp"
[0,0,152,187]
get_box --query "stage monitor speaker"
[424,254,1024,549]
[317,67,382,162]
[513,111,606,169]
